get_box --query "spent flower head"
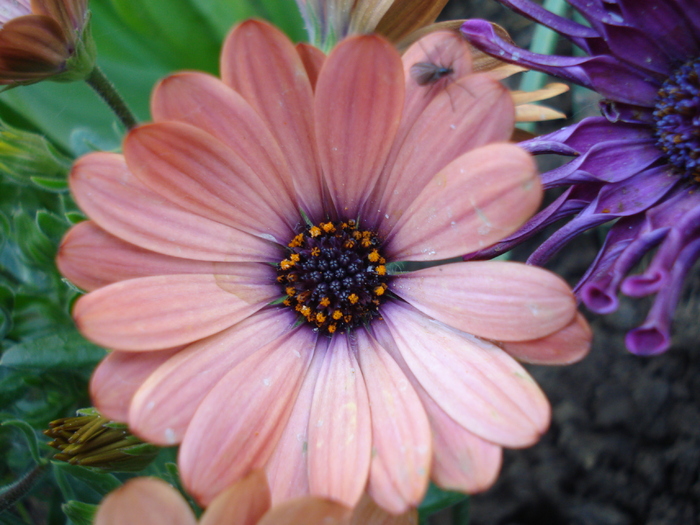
[461,0,700,355]
[58,20,590,513]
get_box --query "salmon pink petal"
[256,498,350,525]
[381,301,550,447]
[423,394,502,493]
[502,312,592,365]
[179,328,317,506]
[385,143,540,261]
[129,309,296,446]
[124,122,297,243]
[308,335,371,507]
[265,341,327,503]
[373,317,504,490]
[367,72,514,231]
[74,268,277,351]
[150,72,296,204]
[94,477,197,525]
[70,152,277,263]
[356,330,431,514]
[57,221,242,292]
[296,43,325,90]
[199,471,271,525]
[89,348,181,423]
[391,261,576,341]
[222,20,324,217]
[350,494,418,525]
[314,35,404,219]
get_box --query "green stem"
[0,462,49,513]
[85,66,138,130]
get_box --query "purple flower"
[460,0,700,356]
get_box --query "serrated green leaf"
[52,463,122,497]
[0,419,42,464]
[9,294,71,340]
[1,329,106,370]
[12,211,55,267]
[65,212,86,225]
[418,483,469,523]
[63,500,98,525]
[30,177,69,192]
[36,210,69,245]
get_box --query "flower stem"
[85,66,138,130]
[0,462,49,513]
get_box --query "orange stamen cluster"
[277,220,389,334]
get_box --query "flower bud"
[44,408,159,472]
[0,0,96,86]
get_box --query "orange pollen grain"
[348,293,359,304]
[368,250,380,262]
[332,310,343,320]
[309,226,322,237]
[319,297,330,307]
[285,286,296,296]
[376,265,387,276]
[311,247,321,256]
[316,312,327,323]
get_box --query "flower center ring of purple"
[653,57,700,182]
[277,220,389,334]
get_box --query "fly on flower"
[58,21,590,514]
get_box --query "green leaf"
[65,211,86,225]
[0,419,42,464]
[36,210,69,245]
[63,500,98,525]
[1,329,106,370]
[12,211,55,267]
[29,177,69,192]
[418,483,469,523]
[0,284,14,339]
[52,463,122,497]
[256,0,306,42]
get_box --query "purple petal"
[492,0,605,55]
[593,165,679,216]
[527,204,612,266]
[617,0,700,61]
[626,238,700,355]
[540,138,662,187]
[463,186,595,260]
[578,217,667,313]
[599,101,655,125]
[522,117,652,156]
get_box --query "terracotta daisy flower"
[58,20,590,513]
[95,471,416,525]
[0,0,94,85]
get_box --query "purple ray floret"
[461,0,700,355]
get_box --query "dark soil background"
[431,1,700,524]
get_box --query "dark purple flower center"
[653,57,700,182]
[276,220,389,334]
